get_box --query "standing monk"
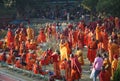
[26,26,34,40]
[37,28,46,43]
[70,54,82,81]
[6,28,14,49]
[87,38,98,64]
[95,24,102,42]
[59,40,70,61]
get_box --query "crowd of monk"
[0,16,120,81]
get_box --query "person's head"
[97,53,101,57]
[70,54,74,58]
[101,66,105,71]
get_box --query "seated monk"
[40,52,51,66]
[33,61,48,75]
[0,52,7,62]
[27,58,35,70]
[15,58,22,68]
[6,53,15,65]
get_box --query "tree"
[81,0,98,11]
[81,0,120,17]
[2,0,47,19]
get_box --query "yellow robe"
[26,27,34,40]
[111,59,118,79]
[76,50,84,65]
[60,42,70,61]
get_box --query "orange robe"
[95,26,102,42]
[6,30,14,48]
[70,56,82,80]
[19,31,26,43]
[40,51,51,66]
[27,41,37,50]
[101,31,108,51]
[108,43,119,63]
[77,31,84,49]
[26,27,34,40]
[103,58,111,76]
[87,40,97,63]
[65,61,72,81]
[15,60,22,68]
[27,59,35,70]
[51,53,60,76]
[6,54,15,65]
[73,30,79,48]
[111,59,118,79]
[37,30,46,43]
[14,33,19,50]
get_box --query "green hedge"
[113,61,120,81]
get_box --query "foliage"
[81,0,120,17]
[113,61,120,81]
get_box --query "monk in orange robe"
[19,42,26,56]
[51,51,61,76]
[27,58,35,70]
[37,28,46,43]
[108,40,119,63]
[26,26,34,40]
[84,27,89,46]
[68,29,74,48]
[14,32,20,51]
[73,29,79,48]
[115,17,120,29]
[111,54,118,80]
[65,60,72,81]
[70,54,82,81]
[101,30,108,51]
[87,38,98,64]
[6,28,14,48]
[59,40,70,61]
[33,61,48,75]
[15,59,22,68]
[95,24,102,42]
[0,52,6,62]
[77,29,84,49]
[19,30,26,43]
[78,21,85,31]
[27,39,37,50]
[6,53,15,65]
[103,54,111,76]
[49,51,63,81]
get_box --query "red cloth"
[99,70,110,81]
[70,56,82,80]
